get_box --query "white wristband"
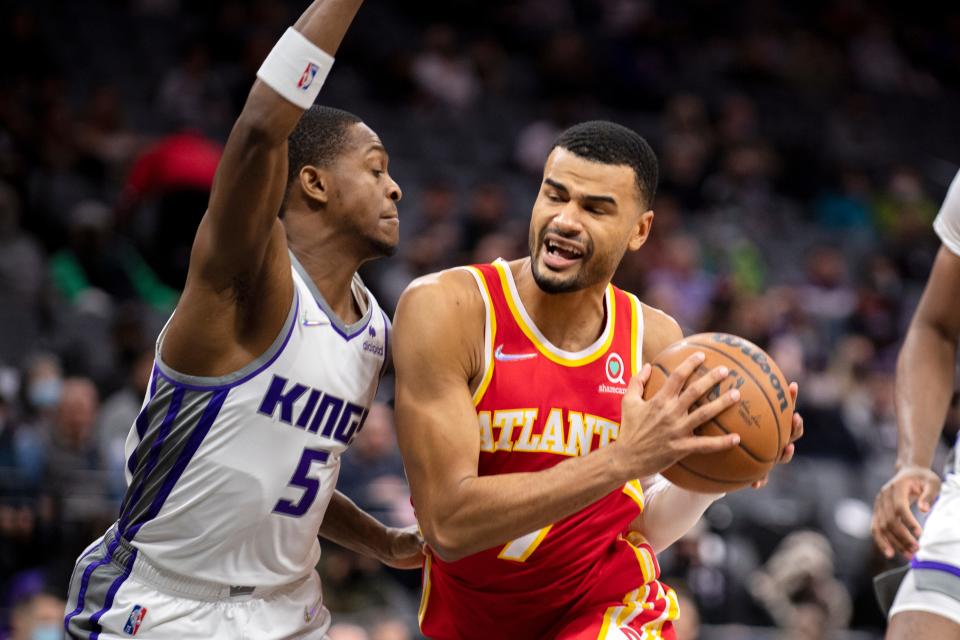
[256,27,335,110]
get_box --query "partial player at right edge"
[872,169,960,639]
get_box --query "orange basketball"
[642,332,794,493]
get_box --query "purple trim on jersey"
[119,388,185,532]
[150,364,158,397]
[911,558,960,579]
[64,530,122,635]
[123,389,229,541]
[378,309,391,380]
[330,307,373,342]
[127,366,163,480]
[88,546,138,640]
[154,297,299,392]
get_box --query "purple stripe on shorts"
[64,530,122,635]
[88,547,138,640]
[911,558,960,579]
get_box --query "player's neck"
[288,237,365,325]
[511,258,609,352]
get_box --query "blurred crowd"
[1,0,959,638]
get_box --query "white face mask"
[31,624,62,640]
[28,378,62,409]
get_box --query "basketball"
[643,332,794,493]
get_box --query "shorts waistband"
[102,527,303,601]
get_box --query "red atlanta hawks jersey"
[419,259,679,640]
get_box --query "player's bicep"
[194,104,299,288]
[915,246,960,341]
[393,279,483,520]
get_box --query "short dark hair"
[552,121,659,209]
[287,105,363,186]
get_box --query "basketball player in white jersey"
[872,169,960,639]
[64,1,423,638]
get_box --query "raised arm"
[393,271,741,562]
[161,0,364,376]
[872,244,960,559]
[197,0,363,287]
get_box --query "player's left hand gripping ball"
[380,525,427,569]
[751,381,804,489]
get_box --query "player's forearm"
[628,476,722,553]
[895,320,957,469]
[240,0,364,143]
[418,446,626,562]
[318,491,391,561]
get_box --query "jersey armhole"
[460,267,497,405]
[627,292,645,376]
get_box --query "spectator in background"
[411,24,480,111]
[97,347,152,501]
[0,182,45,365]
[461,180,509,256]
[49,200,178,316]
[117,129,222,289]
[748,531,852,636]
[339,403,414,529]
[5,569,66,640]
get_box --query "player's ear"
[299,165,330,207]
[627,209,654,251]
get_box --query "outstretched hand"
[871,465,941,559]
[751,381,804,489]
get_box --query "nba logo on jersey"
[297,62,319,90]
[123,605,147,635]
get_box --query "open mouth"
[542,235,585,270]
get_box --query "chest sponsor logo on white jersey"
[257,374,369,446]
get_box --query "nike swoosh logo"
[494,345,537,362]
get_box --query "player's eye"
[372,169,383,178]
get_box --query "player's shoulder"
[638,302,683,361]
[396,266,486,324]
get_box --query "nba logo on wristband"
[297,62,320,90]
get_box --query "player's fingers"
[684,388,740,430]
[751,477,769,489]
[678,432,740,456]
[778,443,795,464]
[659,352,706,397]
[883,517,919,558]
[628,363,650,397]
[871,520,895,559]
[677,365,729,408]
[788,381,799,402]
[790,412,804,443]
[918,478,940,513]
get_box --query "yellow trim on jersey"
[493,260,615,367]
[628,293,643,375]
[464,266,497,406]
[623,479,645,511]
[418,553,432,626]
[497,524,553,562]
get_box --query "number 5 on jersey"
[274,448,330,517]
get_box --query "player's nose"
[387,175,402,202]
[552,201,583,231]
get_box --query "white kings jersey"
[933,169,960,477]
[115,252,389,586]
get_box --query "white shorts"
[64,528,331,639]
[889,474,960,626]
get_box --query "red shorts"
[420,533,679,640]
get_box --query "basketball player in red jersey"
[393,121,803,640]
